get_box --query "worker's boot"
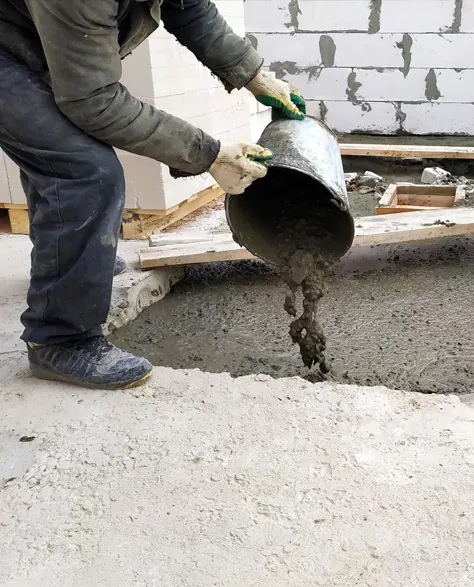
[114,256,127,277]
[27,336,153,390]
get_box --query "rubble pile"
[344,171,389,199]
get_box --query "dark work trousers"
[0,48,126,345]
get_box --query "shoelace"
[64,336,113,361]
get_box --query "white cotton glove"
[246,71,306,120]
[246,70,306,121]
[209,142,274,195]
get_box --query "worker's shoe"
[28,336,153,390]
[114,255,127,276]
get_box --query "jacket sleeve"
[161,0,263,91]
[23,0,220,175]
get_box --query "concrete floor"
[2,228,474,584]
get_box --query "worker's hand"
[246,70,306,121]
[210,142,273,195]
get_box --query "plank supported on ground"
[122,184,224,239]
[339,143,474,159]
[139,208,474,269]
[7,208,29,235]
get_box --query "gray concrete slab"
[1,366,474,586]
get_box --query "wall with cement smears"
[246,0,474,135]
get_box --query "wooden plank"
[149,232,234,248]
[355,208,474,246]
[375,205,448,215]
[339,143,474,159]
[139,240,254,268]
[397,195,454,207]
[377,184,397,208]
[122,211,164,240]
[122,184,224,240]
[0,203,28,210]
[396,185,457,196]
[138,208,474,269]
[8,208,29,234]
[146,185,224,233]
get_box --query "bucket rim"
[224,165,355,266]
[264,161,349,211]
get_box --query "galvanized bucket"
[225,117,355,266]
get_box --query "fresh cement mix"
[226,167,353,373]
[112,234,474,394]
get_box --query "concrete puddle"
[112,235,474,394]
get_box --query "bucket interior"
[226,167,355,266]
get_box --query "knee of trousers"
[85,145,126,203]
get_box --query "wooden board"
[339,143,474,159]
[139,208,474,269]
[8,208,29,234]
[122,184,224,240]
[375,183,465,215]
[0,204,29,234]
[0,203,30,210]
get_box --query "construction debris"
[344,172,358,184]
[345,171,388,199]
[421,167,451,185]
[359,171,383,187]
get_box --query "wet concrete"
[112,234,474,394]
[112,163,474,395]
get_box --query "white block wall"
[246,0,474,135]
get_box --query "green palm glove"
[246,71,306,121]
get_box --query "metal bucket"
[225,117,355,266]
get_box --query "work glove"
[246,70,306,121]
[210,142,273,195]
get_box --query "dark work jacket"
[0,0,263,174]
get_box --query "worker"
[0,0,306,390]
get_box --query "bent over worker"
[0,0,306,389]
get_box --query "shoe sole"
[30,364,153,391]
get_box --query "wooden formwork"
[375,184,466,215]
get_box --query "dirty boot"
[28,336,153,390]
[114,255,127,276]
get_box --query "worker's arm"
[161,0,262,91]
[161,0,306,118]
[24,0,220,175]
